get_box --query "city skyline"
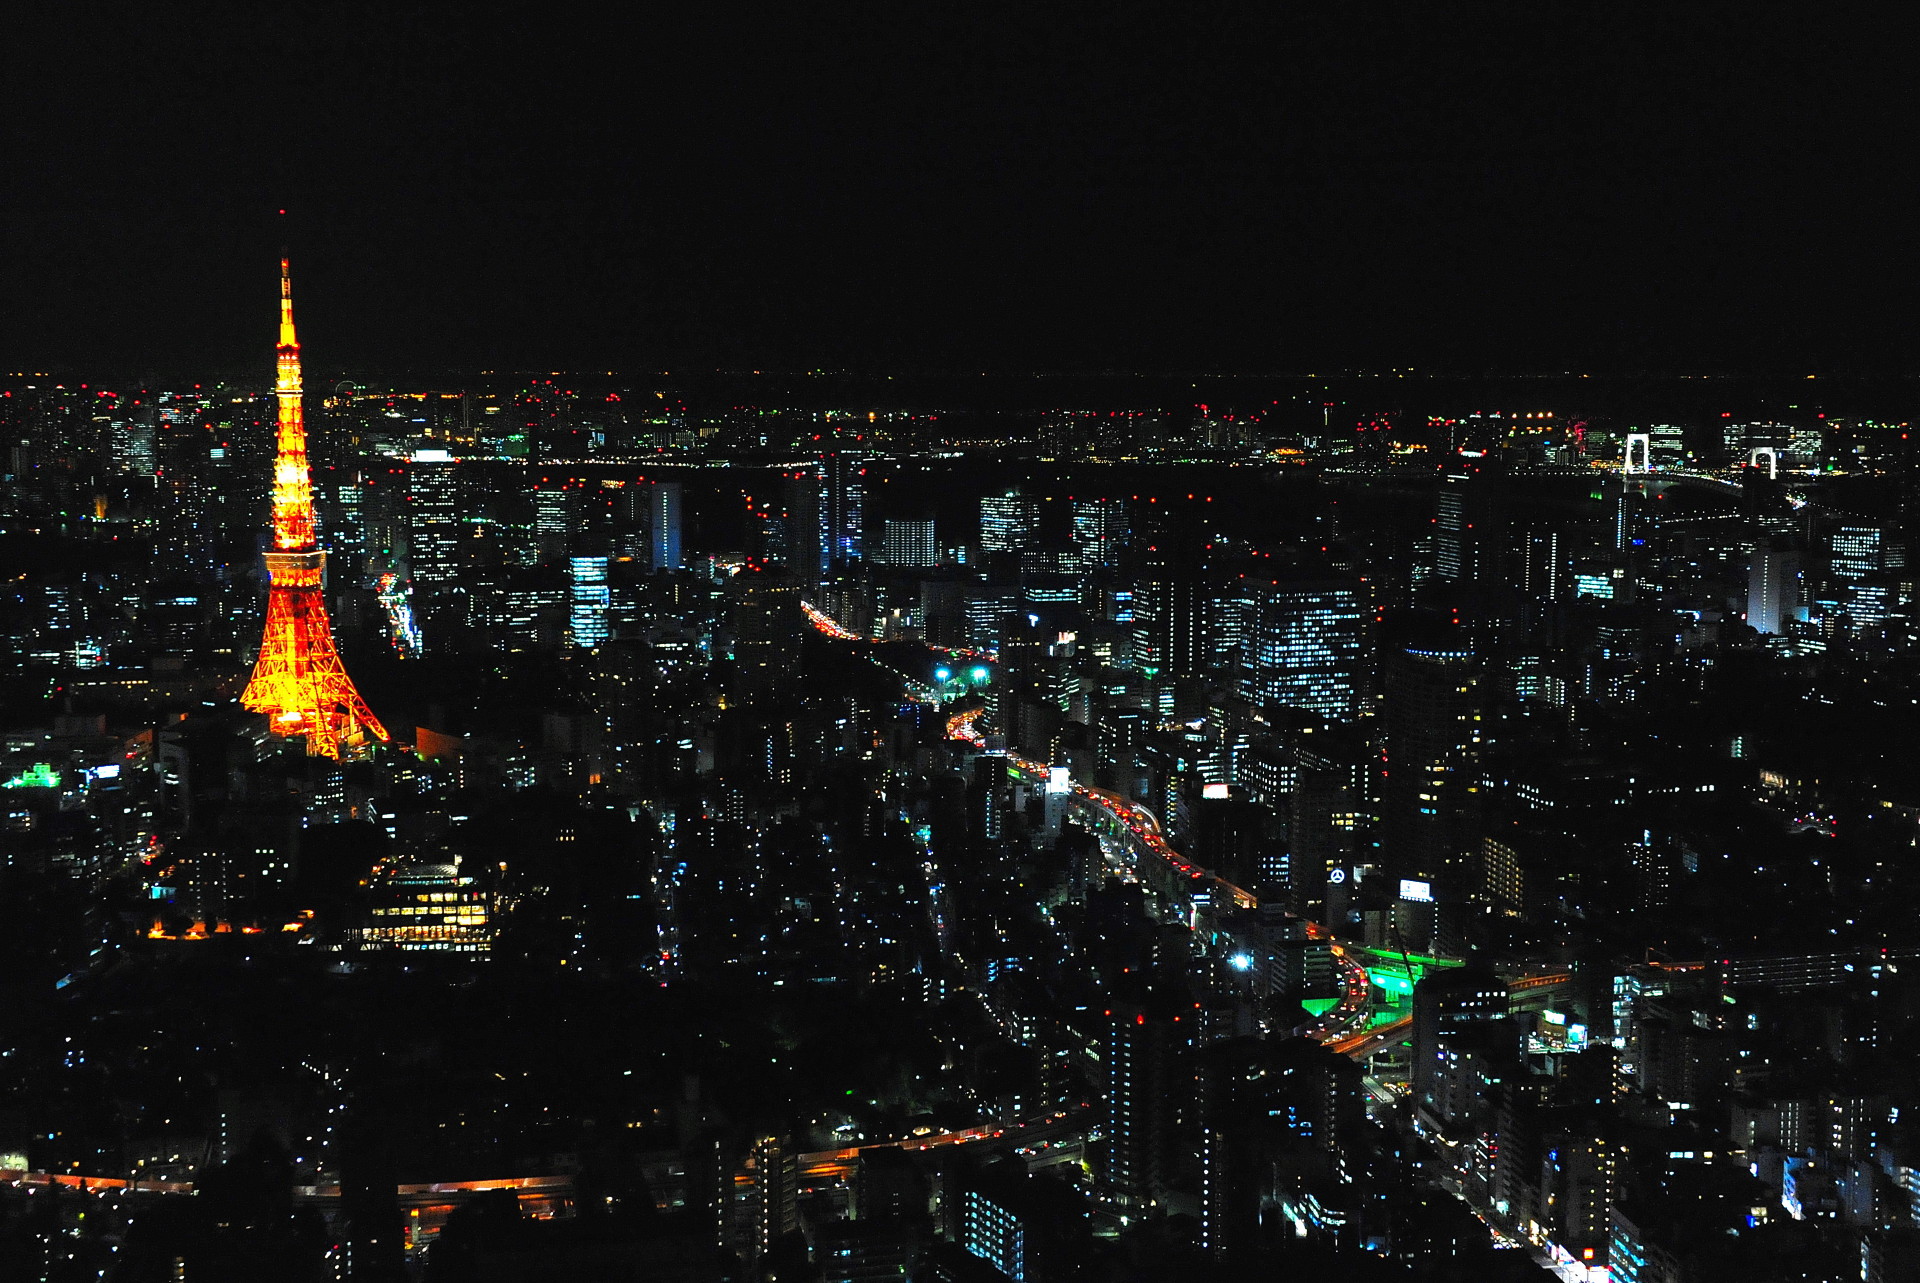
[8,9,1920,1281]
[6,296,1919,1275]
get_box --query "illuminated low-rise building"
[355,861,491,952]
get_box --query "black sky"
[5,5,1915,376]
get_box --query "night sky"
[6,6,1915,376]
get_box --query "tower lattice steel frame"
[240,258,389,759]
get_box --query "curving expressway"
[1001,752,1258,912]
[805,598,1389,1046]
[946,704,987,747]
[801,600,998,665]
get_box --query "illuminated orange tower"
[240,257,389,759]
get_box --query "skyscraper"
[881,517,938,568]
[1380,638,1482,904]
[110,413,156,476]
[240,258,388,760]
[1830,524,1895,580]
[1238,570,1370,721]
[531,482,575,566]
[1433,470,1501,584]
[963,587,1020,651]
[728,568,806,680]
[1098,991,1192,1208]
[1746,541,1800,636]
[1816,524,1903,640]
[781,469,825,578]
[1520,529,1568,604]
[407,449,460,589]
[648,481,683,572]
[1071,497,1127,568]
[568,553,611,648]
[778,453,866,579]
[980,489,1038,554]
[820,450,865,566]
[518,378,583,460]
[1130,497,1211,682]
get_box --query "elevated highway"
[803,598,1582,1056]
[1322,970,1574,1063]
[1000,753,1258,912]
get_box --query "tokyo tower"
[239,257,389,759]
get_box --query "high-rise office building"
[110,414,157,476]
[980,489,1038,553]
[322,472,368,576]
[1411,964,1511,1134]
[568,554,611,649]
[1648,423,1687,466]
[1520,529,1568,604]
[1099,993,1192,1208]
[820,450,865,566]
[1820,524,1903,639]
[881,517,938,568]
[408,449,461,589]
[1238,571,1369,721]
[648,481,683,572]
[1830,524,1897,581]
[1435,483,1469,581]
[728,568,806,680]
[1433,471,1501,584]
[1746,542,1801,635]
[963,587,1020,652]
[778,453,867,578]
[1290,728,1371,917]
[782,469,826,578]
[1205,582,1258,676]
[1071,497,1127,568]
[532,482,575,566]
[1130,498,1211,681]
[470,568,565,651]
[1380,639,1482,896]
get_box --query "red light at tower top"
[240,257,389,760]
